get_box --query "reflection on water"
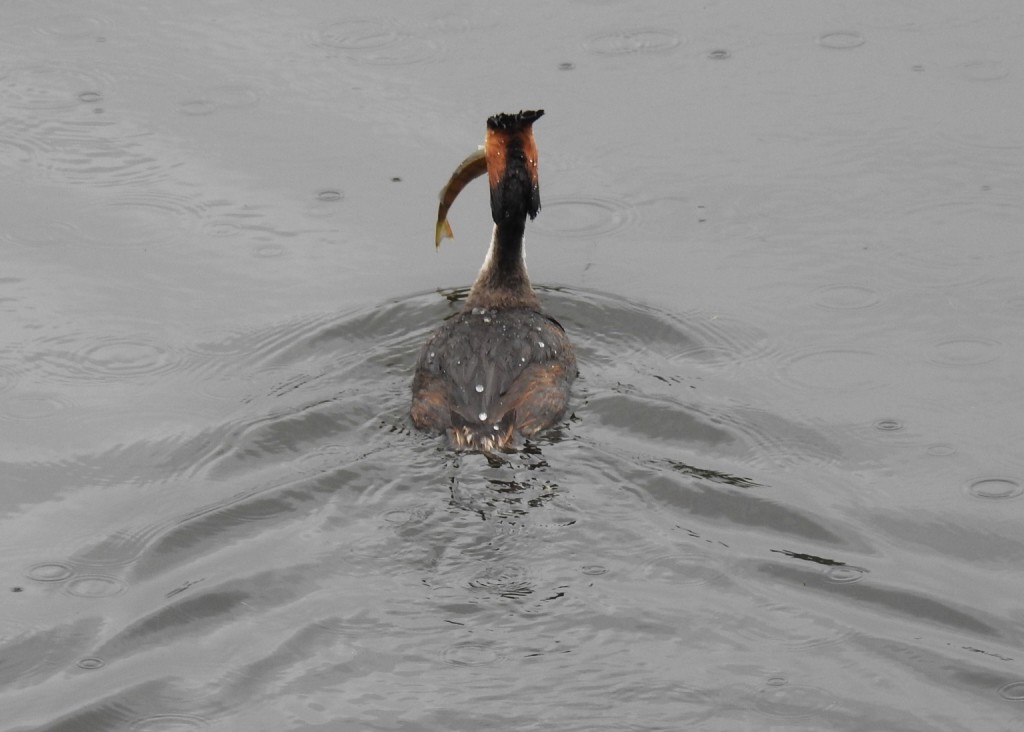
[2,1,1024,730]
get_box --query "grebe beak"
[435,147,487,249]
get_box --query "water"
[2,0,1023,729]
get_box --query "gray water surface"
[2,1,1024,730]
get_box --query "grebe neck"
[465,221,539,311]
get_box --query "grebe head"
[435,109,544,248]
[485,110,543,226]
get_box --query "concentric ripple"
[531,195,637,238]
[35,333,184,383]
[817,31,866,50]
[778,348,890,393]
[583,29,682,55]
[813,284,882,310]
[311,17,444,65]
[38,124,181,188]
[0,64,111,111]
[825,564,868,584]
[64,574,127,598]
[466,565,534,598]
[440,641,503,667]
[965,477,1023,501]
[38,13,109,40]
[25,561,75,582]
[957,59,1010,82]
[637,552,724,586]
[130,714,209,731]
[924,337,1003,367]
[754,681,838,717]
[0,393,71,420]
[999,681,1024,701]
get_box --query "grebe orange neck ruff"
[412,110,576,452]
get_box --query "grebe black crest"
[412,110,576,452]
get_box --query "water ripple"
[924,337,1003,367]
[25,561,74,582]
[754,680,838,718]
[467,564,534,598]
[776,348,891,393]
[34,332,185,383]
[310,17,444,65]
[64,574,127,598]
[636,551,725,586]
[583,29,682,55]
[532,194,637,238]
[0,63,112,110]
[130,714,209,731]
[813,284,883,310]
[965,477,1023,501]
[817,31,866,50]
[37,13,109,40]
[440,640,503,666]
[0,392,72,420]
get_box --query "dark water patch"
[859,635,1023,707]
[587,393,735,447]
[759,562,1005,639]
[122,468,360,581]
[626,469,847,545]
[770,549,870,584]
[0,617,101,690]
[92,568,312,663]
[869,513,1024,564]
[5,679,212,732]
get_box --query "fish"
[435,146,487,249]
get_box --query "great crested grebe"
[411,110,576,451]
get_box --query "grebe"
[411,110,576,451]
